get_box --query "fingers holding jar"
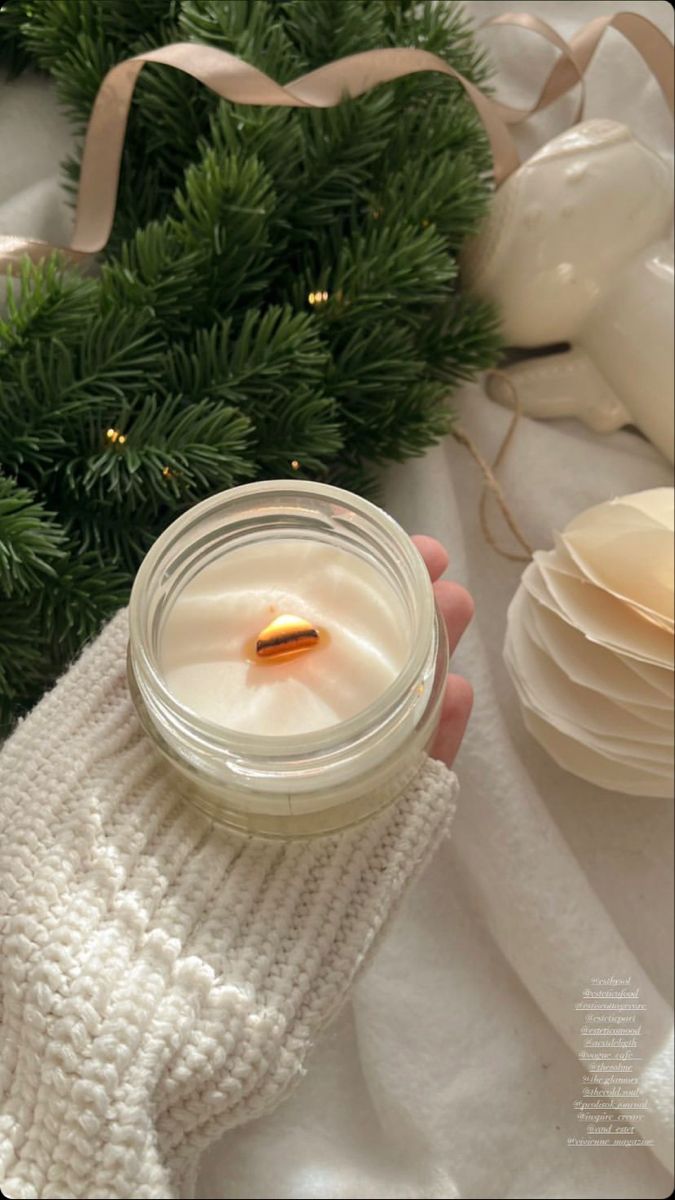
[412,534,474,768]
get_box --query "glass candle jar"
[127,481,448,837]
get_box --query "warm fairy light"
[255,613,320,659]
[106,428,126,445]
[162,466,173,479]
[291,459,300,471]
[308,290,329,305]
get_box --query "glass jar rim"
[128,479,435,759]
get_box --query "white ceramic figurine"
[463,119,674,462]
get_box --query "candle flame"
[256,613,320,659]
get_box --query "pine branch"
[101,151,277,332]
[17,0,173,120]
[294,220,457,328]
[0,593,52,732]
[0,256,97,354]
[279,0,387,71]
[417,293,503,385]
[0,308,166,479]
[163,308,342,474]
[180,0,298,79]
[61,393,253,512]
[64,505,162,574]
[175,149,276,313]
[0,0,32,75]
[385,0,492,86]
[325,453,381,499]
[164,306,328,400]
[0,475,65,595]
[38,551,132,659]
[327,321,449,462]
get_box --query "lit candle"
[158,539,408,736]
[128,482,447,836]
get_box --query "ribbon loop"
[480,13,586,127]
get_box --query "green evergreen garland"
[0,0,500,731]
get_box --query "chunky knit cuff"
[0,611,457,1200]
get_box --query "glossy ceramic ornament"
[463,119,674,462]
[504,489,674,796]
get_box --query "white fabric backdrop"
[1,3,673,1197]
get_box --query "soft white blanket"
[1,3,673,1197]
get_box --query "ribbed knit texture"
[0,610,457,1200]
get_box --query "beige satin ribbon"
[0,45,519,269]
[0,12,672,270]
[550,11,673,115]
[480,11,586,128]
[482,10,673,126]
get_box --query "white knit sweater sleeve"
[0,610,458,1200]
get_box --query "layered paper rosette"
[505,489,674,796]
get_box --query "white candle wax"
[159,538,410,735]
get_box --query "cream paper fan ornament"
[504,489,674,796]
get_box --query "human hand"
[411,535,474,767]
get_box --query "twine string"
[451,372,534,564]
